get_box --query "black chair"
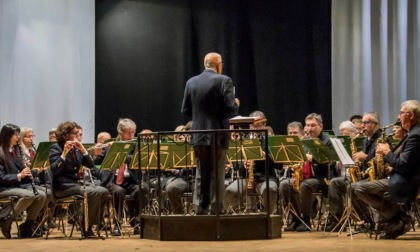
[45,167,84,239]
[0,196,20,238]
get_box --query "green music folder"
[130,141,170,170]
[267,135,307,163]
[99,142,134,171]
[226,138,264,163]
[336,136,351,155]
[31,142,55,170]
[300,138,338,163]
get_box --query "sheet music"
[330,138,355,166]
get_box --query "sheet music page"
[330,138,355,166]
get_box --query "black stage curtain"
[96,0,331,136]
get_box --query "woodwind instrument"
[348,133,363,182]
[246,160,254,190]
[291,163,303,192]
[82,167,89,233]
[17,143,39,195]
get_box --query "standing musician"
[325,112,382,231]
[355,100,420,239]
[0,124,47,238]
[49,121,109,237]
[224,111,281,214]
[281,113,336,232]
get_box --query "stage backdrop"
[95,0,332,136]
[0,0,95,143]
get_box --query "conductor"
[181,52,239,215]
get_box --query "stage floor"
[1,223,420,252]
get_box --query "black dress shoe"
[133,226,140,235]
[295,222,311,232]
[111,225,121,236]
[284,221,299,231]
[0,215,13,239]
[82,227,95,238]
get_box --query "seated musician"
[0,124,47,238]
[94,118,147,236]
[49,121,109,237]
[355,100,420,239]
[281,113,336,232]
[224,111,281,214]
[326,112,384,232]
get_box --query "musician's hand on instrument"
[306,154,313,162]
[352,151,367,162]
[63,140,74,156]
[20,168,32,179]
[244,160,251,168]
[225,164,232,173]
[376,143,391,155]
[235,98,240,106]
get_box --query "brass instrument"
[348,133,363,182]
[17,143,39,195]
[291,163,303,192]
[246,160,254,190]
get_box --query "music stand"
[99,142,134,171]
[31,142,54,236]
[330,138,366,239]
[268,135,309,229]
[225,137,264,214]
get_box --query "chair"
[0,196,20,238]
[45,167,85,239]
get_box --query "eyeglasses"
[24,135,35,138]
[399,111,411,116]
[14,132,20,136]
[69,131,78,135]
[219,62,224,68]
[361,121,377,125]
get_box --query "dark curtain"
[95,0,331,137]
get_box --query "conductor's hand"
[235,98,240,107]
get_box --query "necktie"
[116,163,126,185]
[29,149,34,159]
[338,162,343,177]
[303,161,312,179]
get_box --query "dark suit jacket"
[181,69,239,149]
[361,129,382,172]
[0,147,38,188]
[385,123,420,206]
[49,143,96,191]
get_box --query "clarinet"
[17,143,39,195]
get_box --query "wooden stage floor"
[1,223,420,252]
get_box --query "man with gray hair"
[355,100,420,239]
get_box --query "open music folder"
[330,138,355,167]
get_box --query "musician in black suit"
[49,121,109,237]
[0,124,47,238]
[94,119,147,236]
[181,52,239,214]
[356,100,420,239]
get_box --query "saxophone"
[246,160,254,190]
[291,163,303,192]
[365,123,395,181]
[348,133,363,182]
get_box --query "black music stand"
[268,135,309,229]
[31,142,54,236]
[225,137,265,214]
[330,138,367,239]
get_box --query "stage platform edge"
[140,214,283,241]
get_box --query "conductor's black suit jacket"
[181,69,238,149]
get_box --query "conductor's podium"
[135,130,283,240]
[140,214,282,241]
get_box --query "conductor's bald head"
[204,52,223,74]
